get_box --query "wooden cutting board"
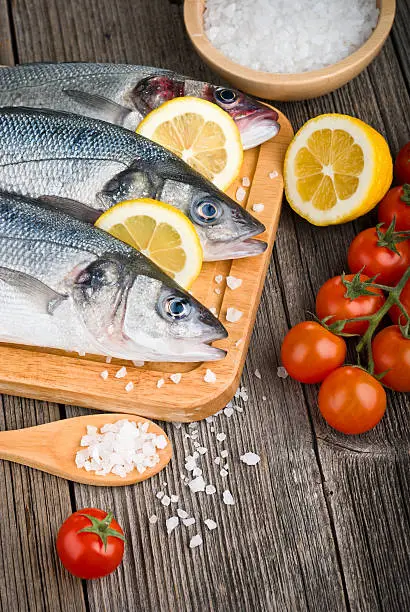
[0,107,293,422]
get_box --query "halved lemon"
[284,114,393,226]
[136,97,243,191]
[95,198,203,289]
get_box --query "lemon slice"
[136,97,243,191]
[95,198,203,289]
[284,114,393,226]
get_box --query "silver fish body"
[0,192,227,362]
[0,107,266,261]
[0,62,280,150]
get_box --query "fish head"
[158,164,267,261]
[71,252,227,362]
[131,76,280,150]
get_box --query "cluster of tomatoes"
[281,142,410,436]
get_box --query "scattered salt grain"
[149,515,158,524]
[115,366,127,379]
[189,476,206,493]
[189,534,203,548]
[171,495,179,503]
[133,360,144,367]
[157,378,165,389]
[241,452,260,466]
[235,338,244,347]
[221,449,228,459]
[209,307,217,316]
[224,407,234,417]
[214,457,221,465]
[184,517,196,527]
[215,274,223,284]
[204,0,379,74]
[170,373,182,384]
[100,370,109,381]
[252,203,265,213]
[262,395,267,401]
[204,369,217,383]
[223,490,235,505]
[277,366,289,379]
[220,469,228,477]
[105,356,112,364]
[156,491,164,499]
[177,509,189,519]
[125,381,134,392]
[192,467,203,477]
[226,275,242,290]
[161,495,171,507]
[236,186,246,202]
[269,171,278,179]
[206,484,216,495]
[242,176,250,187]
[216,433,226,442]
[214,288,221,295]
[75,419,167,477]
[166,516,179,534]
[226,307,243,323]
[204,519,217,530]
[254,369,261,380]
[197,447,208,455]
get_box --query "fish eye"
[191,199,221,225]
[165,296,191,320]
[214,88,238,105]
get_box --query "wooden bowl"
[184,0,396,101]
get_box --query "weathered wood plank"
[0,0,14,66]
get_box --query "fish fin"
[0,266,67,314]
[63,89,132,125]
[38,195,101,224]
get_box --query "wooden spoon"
[0,413,172,486]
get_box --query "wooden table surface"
[0,1,409,611]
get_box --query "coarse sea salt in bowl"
[184,0,396,101]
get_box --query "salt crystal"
[133,360,144,367]
[235,338,244,347]
[254,369,262,379]
[188,476,206,493]
[241,452,261,466]
[192,467,202,477]
[242,176,250,187]
[226,275,242,291]
[100,370,109,381]
[209,307,217,316]
[177,508,189,519]
[214,288,221,295]
[215,274,223,284]
[149,515,158,524]
[214,457,221,465]
[204,369,217,383]
[223,490,235,505]
[216,433,226,442]
[184,517,196,527]
[197,447,208,455]
[105,356,112,364]
[224,407,234,418]
[125,381,134,392]
[166,516,179,534]
[204,519,217,530]
[157,378,165,388]
[171,495,179,503]
[206,484,216,495]
[115,366,127,379]
[226,307,243,323]
[221,449,228,458]
[220,469,228,477]
[189,534,203,548]
[269,171,278,179]
[277,366,289,378]
[170,373,182,384]
[252,203,264,213]
[262,395,267,401]
[236,186,246,202]
[161,495,171,507]
[156,491,164,499]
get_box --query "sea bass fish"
[0,62,280,150]
[0,192,227,362]
[0,107,266,261]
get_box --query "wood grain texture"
[0,0,409,611]
[0,113,292,421]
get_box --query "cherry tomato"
[378,185,410,231]
[281,321,346,384]
[389,278,410,325]
[315,274,385,335]
[347,226,410,285]
[318,366,386,434]
[373,326,410,392]
[394,142,410,184]
[56,508,125,579]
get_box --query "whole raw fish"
[0,192,227,362]
[0,62,280,150]
[0,107,266,261]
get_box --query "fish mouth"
[239,109,281,150]
[205,238,267,261]
[148,341,227,362]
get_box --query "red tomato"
[318,366,386,434]
[347,226,410,285]
[394,142,410,184]
[378,185,410,231]
[373,326,410,392]
[56,508,125,579]
[281,321,346,384]
[315,274,385,335]
[389,278,410,325]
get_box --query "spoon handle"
[0,429,54,465]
